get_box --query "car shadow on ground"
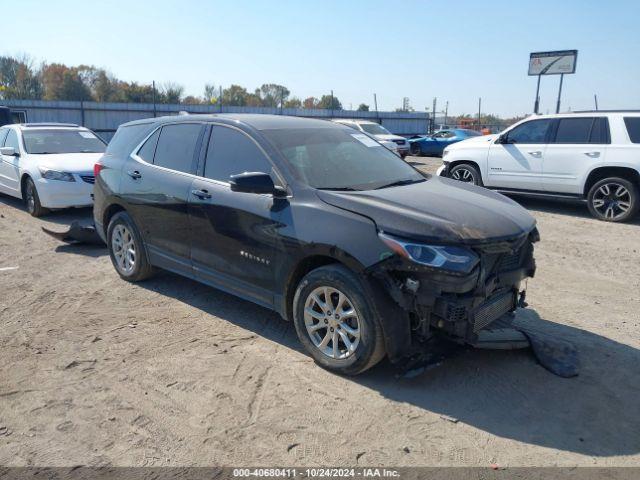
[139,271,640,458]
[0,193,94,226]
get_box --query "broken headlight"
[379,232,479,274]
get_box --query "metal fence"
[2,99,430,142]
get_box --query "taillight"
[94,162,105,177]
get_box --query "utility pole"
[477,97,482,130]
[555,74,564,114]
[594,94,599,111]
[330,90,334,118]
[219,86,223,112]
[373,93,379,123]
[533,74,541,114]
[152,80,157,118]
[432,97,437,133]
[444,101,449,126]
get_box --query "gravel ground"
[1,156,639,468]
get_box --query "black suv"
[94,114,538,375]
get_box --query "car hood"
[449,134,498,149]
[316,175,536,244]
[374,134,407,143]
[30,153,103,173]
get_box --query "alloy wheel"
[591,182,631,220]
[303,286,361,360]
[26,183,36,213]
[451,167,475,183]
[111,224,136,275]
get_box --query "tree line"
[0,54,368,110]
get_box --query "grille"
[80,175,95,184]
[498,249,522,272]
[392,139,406,145]
[473,291,515,332]
[446,304,467,323]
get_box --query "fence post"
[80,100,85,126]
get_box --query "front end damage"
[367,228,539,360]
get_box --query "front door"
[486,118,553,191]
[188,124,284,307]
[0,129,22,196]
[541,117,609,194]
[120,123,204,273]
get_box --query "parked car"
[0,107,12,127]
[94,114,538,375]
[409,129,482,157]
[438,112,640,222]
[0,123,106,216]
[332,119,410,158]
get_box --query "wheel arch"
[19,172,32,199]
[102,202,127,237]
[583,166,640,197]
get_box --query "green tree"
[303,97,319,109]
[203,83,218,104]
[221,84,249,106]
[317,94,342,110]
[357,103,369,112]
[0,55,42,99]
[160,82,184,104]
[258,83,290,107]
[284,97,302,108]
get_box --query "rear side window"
[204,125,273,182]
[552,117,609,144]
[106,123,154,157]
[624,117,640,143]
[4,129,20,150]
[137,129,160,163]
[153,123,202,174]
[507,119,553,144]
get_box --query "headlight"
[38,167,75,182]
[379,232,479,274]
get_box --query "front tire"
[449,163,483,186]
[410,143,422,157]
[587,177,638,222]
[292,265,386,375]
[107,211,155,282]
[24,177,49,217]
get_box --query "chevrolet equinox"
[93,114,539,375]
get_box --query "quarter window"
[0,128,8,146]
[204,126,273,182]
[624,117,640,143]
[507,119,553,144]
[4,129,20,151]
[137,129,160,163]
[153,124,202,174]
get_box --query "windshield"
[263,127,424,190]
[360,123,391,136]
[23,129,106,154]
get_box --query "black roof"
[122,114,338,131]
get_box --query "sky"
[4,0,640,117]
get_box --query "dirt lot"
[1,156,639,468]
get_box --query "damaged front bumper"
[367,229,538,357]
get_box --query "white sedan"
[0,123,106,216]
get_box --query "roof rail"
[572,110,640,113]
[21,122,80,127]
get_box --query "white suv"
[438,112,640,222]
[0,123,106,216]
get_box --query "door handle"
[191,189,212,199]
[584,151,600,158]
[127,170,142,179]
[527,151,542,157]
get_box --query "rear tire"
[24,177,49,217]
[587,177,638,222]
[449,163,483,186]
[107,211,155,282]
[410,143,422,157]
[292,264,386,375]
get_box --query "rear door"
[541,117,609,194]
[120,122,204,274]
[188,124,284,307]
[486,118,553,190]
[0,128,22,195]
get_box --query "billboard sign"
[528,50,578,76]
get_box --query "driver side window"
[507,119,553,144]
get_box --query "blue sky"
[4,0,640,116]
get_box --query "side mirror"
[0,146,18,156]
[229,172,286,197]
